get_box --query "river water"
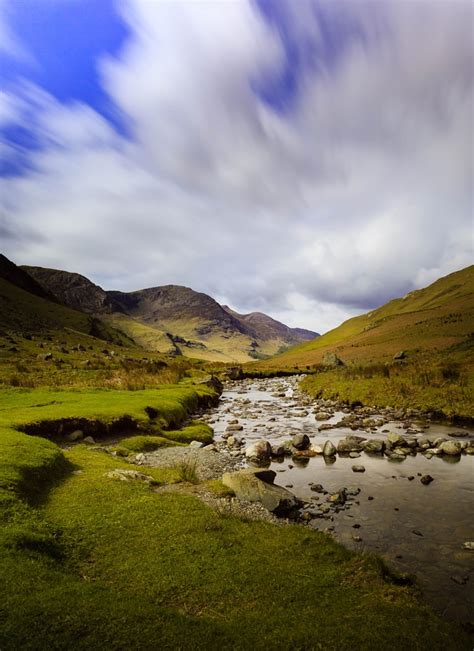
[208,376,474,626]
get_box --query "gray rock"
[66,429,84,442]
[106,469,154,483]
[420,475,434,485]
[363,439,385,454]
[352,465,366,473]
[438,440,462,456]
[393,350,406,360]
[387,432,406,447]
[337,436,365,453]
[221,468,298,514]
[462,542,474,550]
[323,352,344,367]
[314,411,331,421]
[83,436,96,444]
[292,433,310,450]
[323,440,337,457]
[245,440,272,463]
[190,440,205,448]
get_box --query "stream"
[204,376,474,626]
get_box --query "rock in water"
[222,468,298,515]
[363,439,385,454]
[323,441,337,457]
[438,440,462,456]
[420,475,434,485]
[352,465,366,473]
[292,433,310,450]
[337,436,365,453]
[245,440,272,463]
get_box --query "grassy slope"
[0,428,469,648]
[252,267,474,418]
[0,278,132,347]
[106,314,302,363]
[259,266,474,368]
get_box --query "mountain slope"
[21,267,318,362]
[0,258,134,348]
[256,265,474,369]
[22,266,123,314]
[222,306,318,343]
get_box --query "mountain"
[256,265,474,369]
[222,305,317,343]
[0,255,57,303]
[20,266,318,362]
[0,257,133,347]
[22,266,123,314]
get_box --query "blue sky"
[0,0,472,331]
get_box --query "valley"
[0,254,473,649]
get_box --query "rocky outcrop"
[222,468,299,514]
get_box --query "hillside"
[256,265,474,369]
[22,266,124,314]
[0,257,138,369]
[21,266,318,362]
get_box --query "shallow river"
[208,376,474,625]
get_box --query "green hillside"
[258,266,474,368]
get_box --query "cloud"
[0,0,472,332]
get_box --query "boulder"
[315,411,331,422]
[323,441,337,457]
[222,468,298,514]
[420,475,434,485]
[439,440,462,456]
[292,433,310,450]
[66,429,84,442]
[387,432,406,447]
[245,440,272,463]
[270,443,286,457]
[105,469,154,483]
[337,436,365,453]
[363,439,385,454]
[323,352,344,367]
[393,350,406,360]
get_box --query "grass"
[1,438,470,649]
[255,266,474,370]
[300,351,474,420]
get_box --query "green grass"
[0,391,470,647]
[116,435,185,453]
[255,265,474,370]
[300,351,474,420]
[0,385,216,434]
[1,440,470,650]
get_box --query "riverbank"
[0,379,472,648]
[202,376,474,629]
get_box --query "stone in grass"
[352,465,366,473]
[222,468,298,515]
[420,475,434,485]
[65,429,84,442]
[106,469,155,483]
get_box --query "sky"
[0,0,473,333]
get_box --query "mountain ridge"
[20,264,318,362]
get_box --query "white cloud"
[1,0,473,332]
